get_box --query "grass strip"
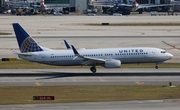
[0,85,180,105]
[0,32,12,35]
[0,60,180,69]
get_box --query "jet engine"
[104,60,121,68]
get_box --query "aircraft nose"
[167,53,173,59]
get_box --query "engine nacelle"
[104,60,121,68]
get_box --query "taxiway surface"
[0,16,180,109]
[0,99,180,110]
[1,16,180,36]
[0,36,180,63]
[0,16,180,62]
[0,68,180,86]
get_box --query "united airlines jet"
[12,23,173,73]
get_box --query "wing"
[32,5,41,8]
[89,1,115,7]
[71,45,106,66]
[89,4,114,7]
[138,4,172,9]
[90,4,132,7]
[117,4,133,7]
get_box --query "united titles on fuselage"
[119,49,143,53]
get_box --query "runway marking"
[22,104,33,108]
[123,68,129,71]
[162,41,180,50]
[99,77,103,81]
[35,82,41,86]
[135,82,142,85]
[149,100,164,103]
[165,99,180,103]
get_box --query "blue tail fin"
[64,40,71,49]
[12,23,43,53]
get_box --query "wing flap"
[139,4,172,9]
[71,45,106,66]
[91,4,114,7]
[82,56,106,65]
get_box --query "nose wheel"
[155,65,158,69]
[90,66,96,73]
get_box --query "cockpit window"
[161,51,166,53]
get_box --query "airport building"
[43,0,88,12]
[171,0,180,11]
[90,0,180,12]
[1,0,180,12]
[90,0,171,4]
[0,0,89,13]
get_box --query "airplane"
[32,0,70,15]
[91,0,172,14]
[32,0,53,14]
[12,23,173,73]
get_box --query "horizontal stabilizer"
[14,52,32,56]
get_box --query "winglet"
[71,45,79,56]
[64,40,71,49]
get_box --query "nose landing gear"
[155,65,158,69]
[155,62,163,69]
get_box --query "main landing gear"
[138,9,143,14]
[90,66,96,73]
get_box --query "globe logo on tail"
[20,37,43,53]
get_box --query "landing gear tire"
[139,9,143,14]
[90,67,96,73]
[155,66,158,69]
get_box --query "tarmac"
[0,15,180,109]
[0,68,179,86]
[0,15,180,36]
[0,36,179,62]
[0,99,180,110]
[0,15,180,62]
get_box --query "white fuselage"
[18,47,173,66]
